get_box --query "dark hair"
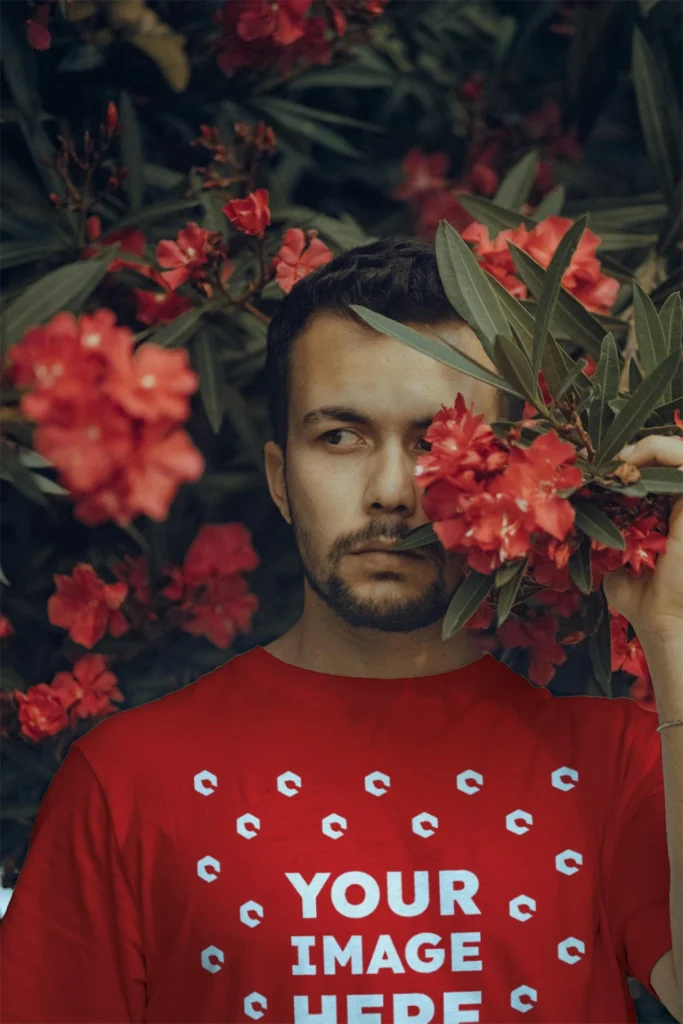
[265,236,522,453]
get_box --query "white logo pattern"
[196,764,583,1017]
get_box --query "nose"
[363,441,423,519]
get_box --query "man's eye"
[322,429,356,446]
[418,438,432,452]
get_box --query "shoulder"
[71,648,260,777]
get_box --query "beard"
[290,505,456,634]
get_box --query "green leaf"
[496,557,528,626]
[484,272,534,355]
[659,293,682,399]
[572,499,625,549]
[349,306,522,397]
[150,307,204,348]
[442,570,496,641]
[595,348,681,469]
[578,199,668,232]
[393,523,440,552]
[222,383,264,469]
[0,443,47,506]
[595,231,658,252]
[0,239,70,269]
[554,358,589,401]
[249,96,384,133]
[633,281,668,379]
[493,334,542,410]
[569,535,593,595]
[531,215,588,376]
[635,467,683,495]
[0,249,116,353]
[588,333,619,448]
[455,193,533,236]
[632,28,682,198]
[654,397,683,421]
[533,185,566,220]
[119,90,144,214]
[194,331,223,433]
[250,98,363,158]
[434,220,511,361]
[494,151,539,211]
[508,244,605,357]
[588,588,613,697]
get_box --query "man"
[1,238,680,1024]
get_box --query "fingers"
[618,435,683,468]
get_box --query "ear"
[264,439,291,524]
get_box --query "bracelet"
[656,719,683,733]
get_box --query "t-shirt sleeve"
[0,743,146,1023]
[605,700,672,1000]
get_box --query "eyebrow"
[301,406,436,431]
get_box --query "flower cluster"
[48,564,129,648]
[162,523,260,648]
[215,0,387,77]
[8,310,204,525]
[416,394,670,687]
[395,99,582,242]
[462,216,619,315]
[13,654,123,742]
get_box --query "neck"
[267,588,486,680]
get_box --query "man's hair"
[265,236,523,453]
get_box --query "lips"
[353,545,422,559]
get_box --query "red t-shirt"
[0,647,672,1024]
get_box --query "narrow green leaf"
[194,332,223,433]
[455,194,534,236]
[393,523,440,552]
[495,560,525,587]
[435,220,511,361]
[248,95,384,133]
[588,588,613,696]
[0,443,47,506]
[588,333,619,448]
[496,557,528,626]
[0,249,116,352]
[595,231,658,252]
[554,358,589,401]
[494,151,539,211]
[531,215,588,376]
[350,305,522,397]
[484,272,533,355]
[572,499,625,549]
[533,185,566,220]
[442,570,496,641]
[250,98,362,158]
[150,307,204,348]
[632,28,682,198]
[655,397,683,421]
[119,90,144,214]
[595,348,681,469]
[569,535,593,595]
[222,382,264,469]
[659,292,682,404]
[508,244,606,357]
[635,467,683,495]
[493,334,542,410]
[633,281,668,379]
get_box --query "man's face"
[264,313,501,634]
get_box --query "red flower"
[0,615,15,639]
[26,3,51,50]
[237,0,312,45]
[112,555,153,607]
[462,216,619,315]
[610,609,654,707]
[223,189,271,237]
[273,228,333,294]
[182,574,259,648]
[134,289,193,326]
[75,424,205,526]
[417,191,472,241]
[51,654,124,725]
[35,397,135,493]
[104,343,199,422]
[459,73,484,102]
[675,409,683,430]
[14,684,68,741]
[155,223,216,291]
[48,564,129,649]
[498,610,566,686]
[394,149,450,201]
[418,397,581,574]
[591,513,668,586]
[83,228,155,278]
[183,523,260,583]
[469,162,498,197]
